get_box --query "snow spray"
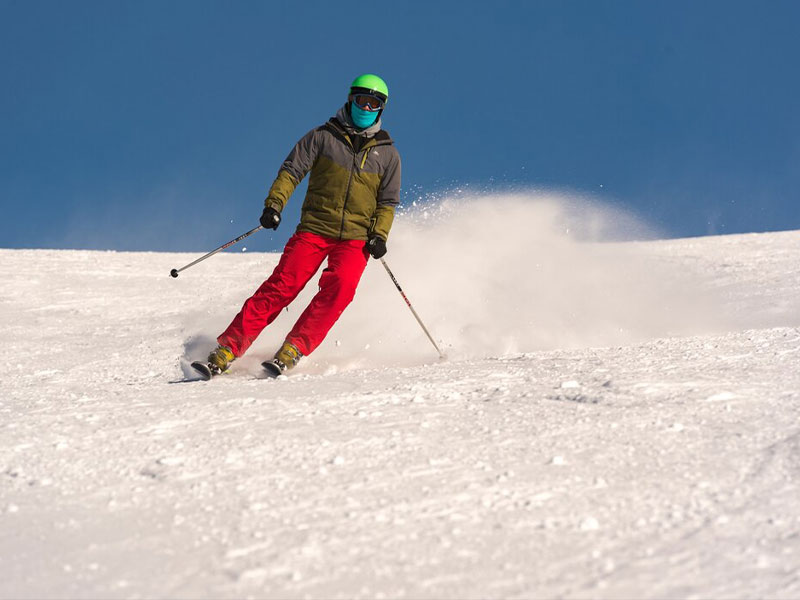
[299,190,727,371]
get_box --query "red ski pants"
[217,232,369,357]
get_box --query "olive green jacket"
[264,107,402,241]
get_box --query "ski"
[190,361,216,381]
[189,360,287,381]
[261,360,285,379]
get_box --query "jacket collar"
[326,114,393,150]
[334,103,382,138]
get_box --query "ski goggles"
[351,93,384,112]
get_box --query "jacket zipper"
[339,147,357,240]
[338,136,380,240]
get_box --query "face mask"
[350,101,379,129]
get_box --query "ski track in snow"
[2,197,800,599]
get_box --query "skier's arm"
[371,151,402,240]
[264,129,320,213]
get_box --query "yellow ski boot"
[191,345,235,380]
[262,340,303,378]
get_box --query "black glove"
[367,235,387,259]
[260,206,281,230]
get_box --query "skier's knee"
[320,269,357,294]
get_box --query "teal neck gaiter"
[350,101,379,129]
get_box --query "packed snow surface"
[2,195,800,598]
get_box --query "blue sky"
[2,1,799,251]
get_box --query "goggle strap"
[350,87,388,104]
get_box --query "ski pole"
[169,225,264,278]
[379,257,446,360]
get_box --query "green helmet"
[350,74,389,104]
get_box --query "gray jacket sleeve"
[378,148,401,207]
[265,128,320,212]
[373,148,401,239]
[280,128,320,183]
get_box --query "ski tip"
[261,360,284,379]
[190,361,213,381]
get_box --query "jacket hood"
[335,103,382,138]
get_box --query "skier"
[194,74,401,379]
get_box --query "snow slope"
[2,196,799,599]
